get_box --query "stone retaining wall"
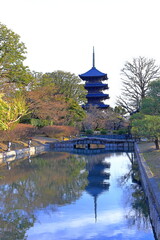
[0,144,50,163]
[135,144,160,239]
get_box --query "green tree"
[66,99,86,127]
[114,105,127,117]
[141,79,160,115]
[148,79,160,99]
[131,113,160,149]
[0,93,28,130]
[0,22,32,91]
[41,71,87,104]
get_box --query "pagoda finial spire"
[94,196,97,223]
[93,46,95,68]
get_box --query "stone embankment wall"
[135,144,160,239]
[0,144,50,163]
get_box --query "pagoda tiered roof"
[79,67,107,80]
[86,93,109,99]
[84,103,109,109]
[85,82,108,89]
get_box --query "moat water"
[0,151,156,240]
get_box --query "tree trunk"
[154,137,159,150]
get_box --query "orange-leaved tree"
[26,85,69,125]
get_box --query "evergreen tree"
[0,22,32,92]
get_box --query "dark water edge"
[0,150,156,240]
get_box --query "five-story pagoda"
[79,48,109,109]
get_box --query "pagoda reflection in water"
[85,154,111,222]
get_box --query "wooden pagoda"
[79,48,109,109]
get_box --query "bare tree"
[82,105,126,131]
[117,57,160,114]
[82,105,106,130]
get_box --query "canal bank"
[135,143,160,240]
[0,144,50,163]
[0,136,56,163]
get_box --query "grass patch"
[138,142,160,181]
[143,151,160,177]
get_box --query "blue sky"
[1,0,160,106]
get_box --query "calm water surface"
[0,151,155,240]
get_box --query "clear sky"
[1,0,160,106]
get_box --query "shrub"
[31,118,54,127]
[41,125,79,139]
[113,130,118,134]
[113,128,128,135]
[100,129,107,135]
[85,129,94,135]
[0,124,37,142]
[117,128,128,135]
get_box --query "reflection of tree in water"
[126,184,151,230]
[0,152,88,239]
[0,212,35,240]
[84,153,111,222]
[118,160,151,230]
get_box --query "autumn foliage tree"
[26,85,69,125]
[23,70,86,127]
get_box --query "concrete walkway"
[31,136,58,144]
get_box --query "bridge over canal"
[51,137,135,152]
